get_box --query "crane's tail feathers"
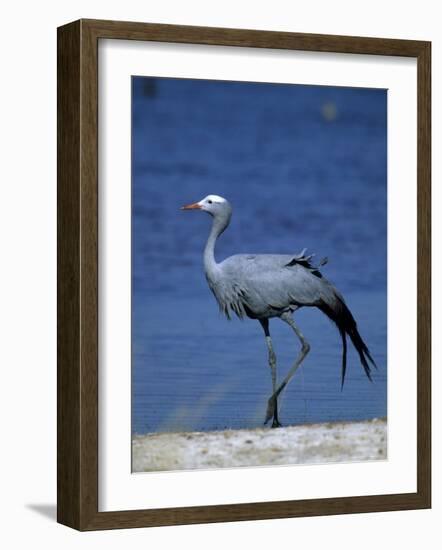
[319,296,376,388]
[339,327,347,391]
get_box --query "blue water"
[131,77,387,435]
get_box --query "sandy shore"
[133,418,387,472]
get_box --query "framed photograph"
[57,19,431,530]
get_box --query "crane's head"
[181,195,232,221]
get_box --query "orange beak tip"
[181,202,201,210]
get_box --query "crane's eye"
[207,199,213,204]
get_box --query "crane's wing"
[284,249,328,278]
[216,250,334,318]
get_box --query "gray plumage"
[182,194,376,428]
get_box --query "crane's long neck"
[204,214,229,282]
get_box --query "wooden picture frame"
[57,18,431,531]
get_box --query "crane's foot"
[271,418,282,428]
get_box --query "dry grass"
[132,417,387,472]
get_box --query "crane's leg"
[264,310,310,426]
[259,319,282,428]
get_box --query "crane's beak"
[181,202,202,210]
